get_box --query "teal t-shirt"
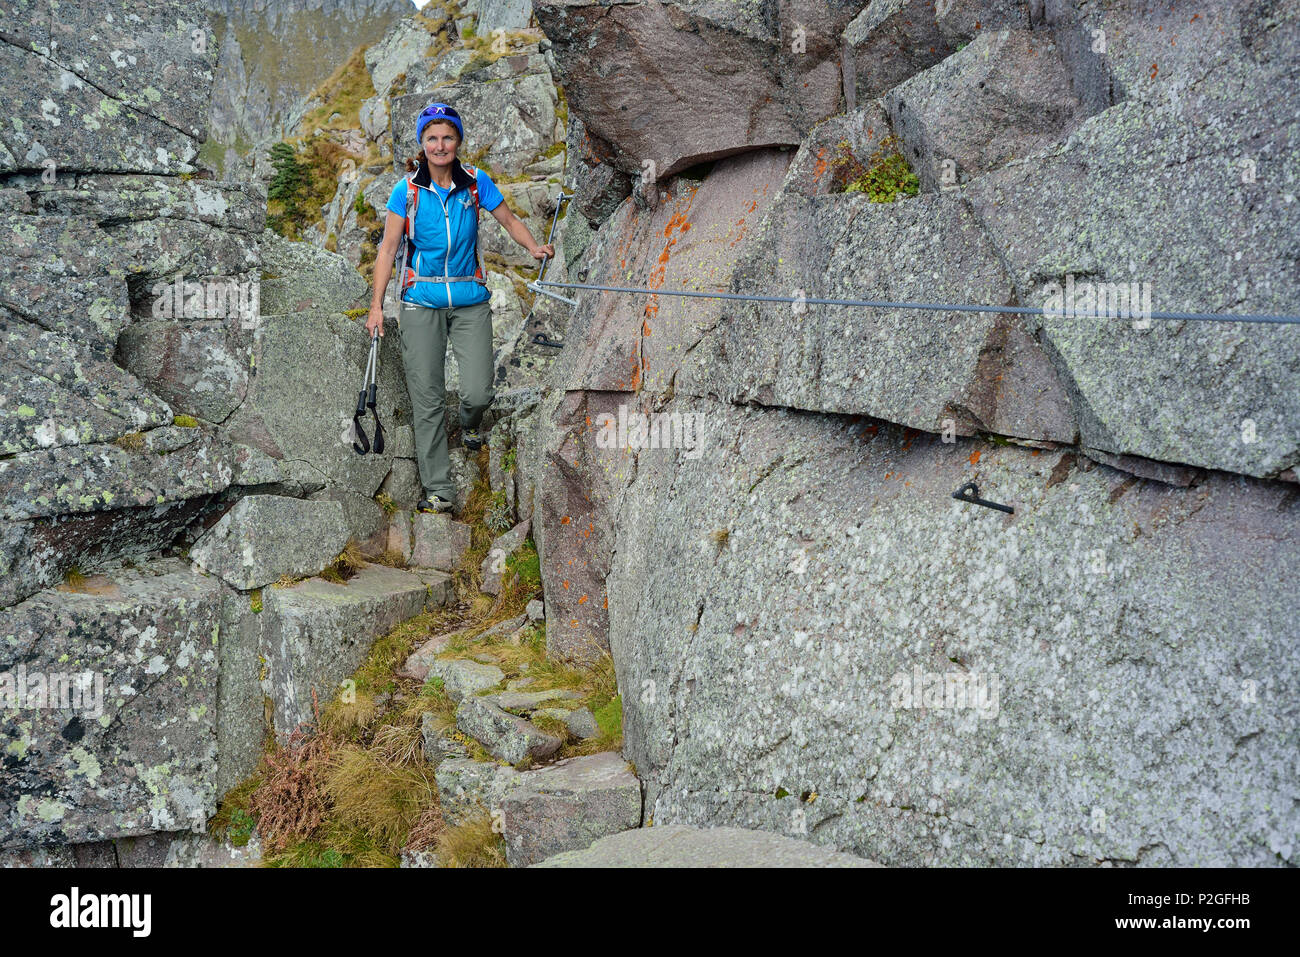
[387,168,504,309]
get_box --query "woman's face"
[422,122,459,170]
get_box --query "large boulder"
[534,0,860,179]
[221,250,413,495]
[0,558,224,848]
[845,0,1028,101]
[456,696,562,764]
[189,494,351,590]
[533,823,879,867]
[884,28,1089,190]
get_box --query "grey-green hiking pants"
[397,298,494,502]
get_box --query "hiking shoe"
[415,495,453,514]
[462,427,485,451]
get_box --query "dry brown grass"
[322,745,440,853]
[319,689,379,739]
[405,803,446,853]
[434,810,507,868]
[113,431,146,452]
[370,547,410,569]
[321,539,367,583]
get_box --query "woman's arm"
[366,210,406,337]
[489,203,555,261]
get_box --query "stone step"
[410,512,472,572]
[501,752,643,867]
[531,824,881,868]
[218,563,451,793]
[455,695,561,765]
[189,494,352,590]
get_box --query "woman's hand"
[365,304,385,338]
[529,244,555,261]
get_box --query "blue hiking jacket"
[386,158,504,309]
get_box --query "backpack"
[395,161,486,301]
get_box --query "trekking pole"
[366,330,384,454]
[352,331,385,455]
[526,192,577,311]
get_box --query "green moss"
[593,694,622,738]
[774,787,790,799]
[172,414,199,428]
[250,589,263,614]
[504,540,541,593]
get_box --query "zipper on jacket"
[429,185,453,308]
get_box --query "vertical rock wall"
[525,0,1300,864]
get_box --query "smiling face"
[421,120,460,172]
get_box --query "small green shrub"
[833,135,920,203]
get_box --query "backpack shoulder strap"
[462,163,481,216]
[405,173,419,240]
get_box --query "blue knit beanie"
[416,102,464,144]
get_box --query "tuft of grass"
[370,547,409,569]
[319,689,379,740]
[63,566,87,591]
[434,810,507,868]
[250,588,263,614]
[484,490,513,534]
[321,744,439,854]
[593,694,622,739]
[320,540,367,584]
[375,491,398,515]
[113,431,146,452]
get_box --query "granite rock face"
[0,0,218,175]
[605,400,1300,866]
[0,559,224,848]
[534,0,860,179]
[0,0,485,858]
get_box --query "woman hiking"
[366,102,554,514]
